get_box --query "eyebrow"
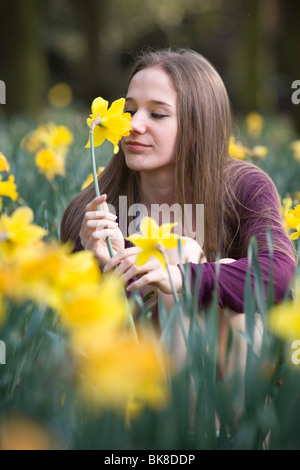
[125,97,173,108]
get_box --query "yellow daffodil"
[20,125,50,153]
[290,140,300,162]
[35,148,66,181]
[42,123,73,154]
[246,112,265,139]
[251,145,268,159]
[75,327,170,411]
[0,207,47,257]
[0,152,10,173]
[286,204,300,239]
[58,272,128,331]
[290,225,300,240]
[267,291,300,341]
[126,217,184,268]
[81,166,105,191]
[15,244,100,310]
[47,82,73,109]
[229,136,250,160]
[85,97,132,154]
[0,175,18,201]
[21,123,73,157]
[0,416,58,450]
[0,296,6,327]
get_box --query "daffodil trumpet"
[89,118,114,258]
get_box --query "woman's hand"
[103,246,183,295]
[79,194,125,268]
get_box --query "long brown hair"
[60,48,294,262]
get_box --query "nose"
[130,110,147,134]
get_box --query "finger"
[126,271,158,292]
[80,212,117,240]
[85,194,107,211]
[92,227,121,241]
[103,246,141,272]
[114,256,139,278]
[84,219,118,231]
[84,210,118,222]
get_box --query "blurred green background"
[0,0,300,129]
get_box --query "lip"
[124,141,151,151]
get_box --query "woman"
[60,48,295,371]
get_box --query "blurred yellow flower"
[75,327,170,411]
[0,416,59,450]
[126,217,184,268]
[20,125,49,153]
[229,136,250,160]
[0,174,18,201]
[246,112,265,139]
[290,225,300,240]
[268,290,300,341]
[286,204,300,239]
[35,148,66,181]
[0,296,6,327]
[58,272,128,331]
[47,82,73,108]
[85,97,132,154]
[81,166,105,191]
[0,262,24,300]
[15,244,99,309]
[21,123,73,157]
[251,145,268,159]
[42,123,73,154]
[0,207,47,257]
[0,152,10,173]
[290,140,300,162]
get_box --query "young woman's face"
[121,66,178,173]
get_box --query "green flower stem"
[89,129,114,258]
[161,248,188,346]
[89,125,138,343]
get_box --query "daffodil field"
[0,103,300,450]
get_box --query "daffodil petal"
[135,249,154,266]
[161,238,179,250]
[91,97,109,117]
[154,250,167,268]
[92,126,106,148]
[107,98,126,116]
[126,235,157,251]
[140,217,159,239]
[290,231,300,240]
[159,222,178,239]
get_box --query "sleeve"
[190,251,295,313]
[188,167,296,313]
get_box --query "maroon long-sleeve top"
[189,161,296,313]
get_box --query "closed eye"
[151,113,168,119]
